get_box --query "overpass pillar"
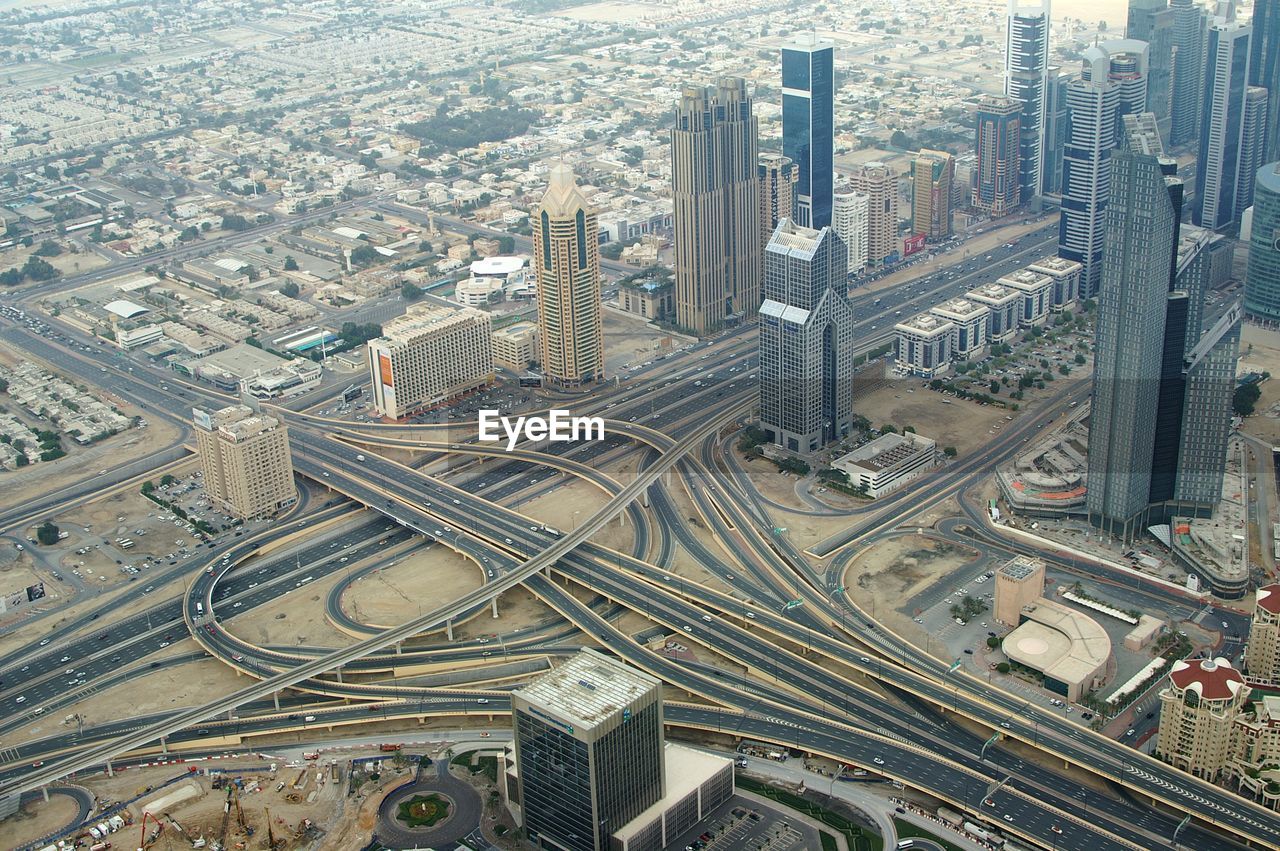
[106,759,114,778]
[41,786,49,802]
[273,691,280,711]
[395,641,402,655]
[160,736,168,754]
[446,618,454,641]
[491,597,499,619]
[642,489,650,508]
[335,669,343,683]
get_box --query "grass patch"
[892,818,965,851]
[475,754,499,783]
[736,775,882,851]
[396,793,451,827]
[820,831,840,851]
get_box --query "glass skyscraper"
[782,35,834,229]
[1244,163,1280,321]
[1194,18,1253,231]
[1126,0,1175,142]
[1170,0,1208,147]
[1005,0,1052,198]
[1250,0,1280,163]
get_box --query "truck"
[379,743,402,752]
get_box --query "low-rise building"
[998,268,1053,327]
[894,313,954,377]
[619,277,674,321]
[994,555,1045,626]
[1027,256,1082,311]
[929,297,989,359]
[966,283,1020,343]
[1245,584,1280,686]
[1001,598,1111,702]
[492,322,539,372]
[367,302,493,419]
[832,432,938,498]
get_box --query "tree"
[880,424,897,434]
[990,379,1000,394]
[987,636,999,648]
[283,255,299,272]
[943,446,957,457]
[34,240,62,257]
[21,256,58,281]
[221,213,252,231]
[402,282,423,301]
[36,521,60,546]
[280,279,300,297]
[160,473,177,486]
[350,244,380,266]
[996,662,1011,674]
[1234,383,1262,416]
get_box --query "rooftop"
[930,297,988,320]
[1003,598,1111,686]
[999,269,1052,289]
[471,255,527,277]
[380,302,488,345]
[515,648,659,731]
[897,312,953,334]
[968,282,1019,303]
[1028,256,1081,274]
[1256,585,1280,616]
[837,431,935,473]
[999,555,1044,582]
[610,744,733,843]
[1168,657,1246,702]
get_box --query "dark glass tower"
[1194,18,1252,230]
[782,35,834,229]
[1245,163,1280,321]
[1126,0,1175,142]
[1250,0,1280,162]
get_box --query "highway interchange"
[0,239,1275,851]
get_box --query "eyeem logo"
[477,409,605,451]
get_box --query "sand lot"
[1240,324,1280,445]
[842,533,982,630]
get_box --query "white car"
[873,757,885,766]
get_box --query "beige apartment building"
[1155,657,1249,781]
[848,162,898,267]
[912,149,954,241]
[758,152,796,252]
[492,321,539,372]
[194,404,296,520]
[367,302,493,419]
[1245,584,1280,685]
[533,164,604,389]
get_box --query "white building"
[833,431,938,497]
[894,312,954,378]
[929,298,990,359]
[1027,255,1082,311]
[367,303,494,419]
[966,282,1021,343]
[455,275,506,306]
[999,268,1053,327]
[832,190,870,275]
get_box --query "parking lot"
[667,797,824,851]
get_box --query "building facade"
[912,149,955,241]
[847,162,898,266]
[492,322,539,372]
[758,152,797,252]
[1027,255,1082,310]
[533,164,605,389]
[972,94,1023,216]
[1195,18,1253,231]
[1250,0,1280,163]
[782,35,835,229]
[967,282,1021,342]
[670,78,761,334]
[367,303,494,419]
[758,220,855,453]
[894,313,955,378]
[1237,87,1271,218]
[998,268,1053,327]
[832,189,870,275]
[930,297,990,359]
[1170,0,1209,146]
[1006,0,1052,198]
[1126,0,1175,141]
[1246,584,1280,686]
[1245,163,1280,321]
[1155,657,1250,781]
[831,432,938,498]
[994,555,1046,626]
[193,404,296,520]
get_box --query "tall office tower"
[1085,114,1182,540]
[1236,87,1270,216]
[1172,305,1241,508]
[832,189,870,275]
[1042,68,1070,195]
[532,164,604,389]
[1170,0,1208,146]
[1126,0,1175,140]
[512,649,664,851]
[1059,48,1120,297]
[758,220,855,453]
[782,34,835,228]
[911,149,955,240]
[670,78,761,335]
[972,95,1023,215]
[1005,0,1052,198]
[1251,0,1280,162]
[1245,162,1280,320]
[1194,18,1253,231]
[193,404,296,521]
[847,162,898,266]
[1246,585,1280,685]
[758,152,797,251]
[1155,657,1249,780]
[367,303,494,420]
[1105,39,1150,124]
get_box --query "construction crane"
[264,806,286,851]
[138,811,164,850]
[216,785,234,851]
[232,784,254,838]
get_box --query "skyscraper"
[670,78,761,335]
[512,649,665,851]
[1170,0,1208,146]
[832,189,870,275]
[1042,67,1070,196]
[1005,0,1052,198]
[1059,48,1120,297]
[782,35,835,229]
[847,162,898,266]
[367,303,494,419]
[1237,86,1270,217]
[1126,0,1175,140]
[1250,0,1280,162]
[1194,18,1253,230]
[1244,162,1280,321]
[1173,305,1241,508]
[911,149,955,241]
[1245,585,1280,686]
[1106,39,1150,123]
[532,164,604,389]
[758,220,855,453]
[193,404,296,521]
[1086,114,1182,539]
[972,94,1022,216]
[758,152,797,252]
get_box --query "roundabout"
[375,758,483,850]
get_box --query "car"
[1222,620,1230,629]
[872,757,885,765]
[159,641,170,648]
[39,639,49,646]
[1051,825,1063,835]
[682,625,693,632]
[1003,814,1013,822]
[14,696,25,704]
[476,698,489,705]
[1000,721,1011,729]
[1125,728,1136,737]
[60,656,70,663]
[963,649,974,655]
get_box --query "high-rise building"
[1155,657,1249,781]
[911,149,955,240]
[533,164,604,389]
[758,220,856,453]
[1059,48,1121,297]
[1172,305,1242,508]
[1170,0,1209,146]
[1126,0,1175,140]
[367,303,494,419]
[847,162,898,266]
[193,404,296,521]
[1194,18,1254,230]
[972,95,1023,216]
[994,555,1046,626]
[758,152,797,251]
[1106,39,1150,123]
[1245,162,1280,321]
[1246,584,1280,685]
[1237,86,1271,216]
[782,35,835,229]
[832,189,870,275]
[512,649,665,851]
[1086,114,1182,540]
[1250,0,1280,162]
[1005,0,1052,198]
[670,78,761,335]
[1042,67,1071,196]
